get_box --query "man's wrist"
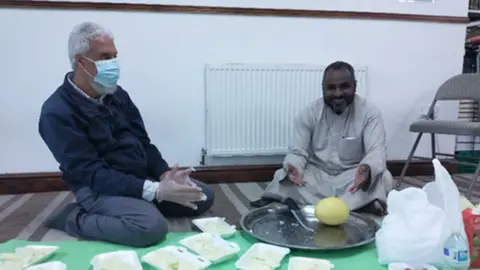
[159,171,169,181]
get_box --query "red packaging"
[462,208,480,268]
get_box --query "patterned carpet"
[0,175,477,243]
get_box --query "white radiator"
[205,63,368,157]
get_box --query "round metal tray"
[240,203,379,250]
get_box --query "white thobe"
[262,95,394,210]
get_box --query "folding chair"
[396,73,480,199]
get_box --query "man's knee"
[192,180,215,215]
[381,169,395,192]
[123,206,169,247]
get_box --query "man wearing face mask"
[38,22,214,247]
[252,61,394,216]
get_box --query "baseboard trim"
[0,159,458,194]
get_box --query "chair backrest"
[435,73,480,101]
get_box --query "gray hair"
[68,22,114,70]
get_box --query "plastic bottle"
[443,232,470,270]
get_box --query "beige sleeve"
[283,106,314,176]
[360,108,387,180]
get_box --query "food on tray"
[147,249,198,270]
[291,261,330,270]
[0,256,23,269]
[201,219,234,235]
[242,264,274,270]
[25,261,67,270]
[236,243,289,270]
[0,246,56,269]
[183,234,235,261]
[246,249,285,268]
[315,197,350,226]
[92,251,142,270]
[0,260,23,270]
[192,217,235,238]
[97,257,132,270]
[289,257,334,270]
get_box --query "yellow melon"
[314,197,350,226]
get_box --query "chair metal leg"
[397,133,423,189]
[466,162,480,199]
[431,133,436,159]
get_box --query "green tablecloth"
[0,231,387,269]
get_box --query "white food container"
[192,217,236,238]
[0,245,59,269]
[25,261,67,270]
[288,257,335,270]
[90,250,142,270]
[179,233,241,264]
[142,245,211,270]
[235,243,290,270]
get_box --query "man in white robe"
[252,61,394,216]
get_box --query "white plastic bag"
[376,159,466,266]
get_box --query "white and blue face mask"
[82,56,120,95]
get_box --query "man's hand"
[156,176,205,209]
[349,164,371,193]
[287,163,305,186]
[160,165,197,187]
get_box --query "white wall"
[0,1,468,173]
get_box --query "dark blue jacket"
[39,73,169,198]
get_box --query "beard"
[326,98,349,114]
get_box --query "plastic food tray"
[179,233,241,264]
[192,217,236,238]
[90,250,142,270]
[142,245,211,270]
[0,245,59,269]
[288,256,335,270]
[235,243,290,270]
